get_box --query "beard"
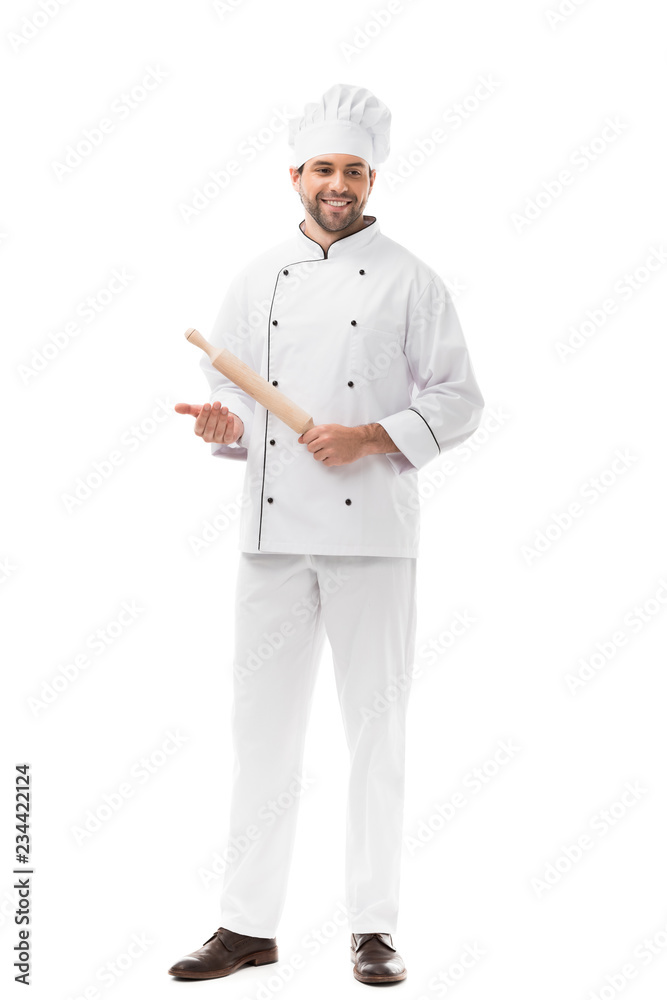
[298,189,364,232]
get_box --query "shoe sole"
[168,947,279,979]
[351,950,407,983]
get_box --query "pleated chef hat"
[288,83,391,172]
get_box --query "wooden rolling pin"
[184,327,315,435]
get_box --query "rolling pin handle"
[184,327,213,359]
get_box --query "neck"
[301,213,371,255]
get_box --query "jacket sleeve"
[377,275,484,475]
[198,274,256,462]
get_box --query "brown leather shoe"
[168,926,278,979]
[351,932,407,984]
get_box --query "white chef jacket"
[199,215,484,557]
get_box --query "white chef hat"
[288,83,391,172]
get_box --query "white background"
[2,0,666,997]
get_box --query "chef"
[169,83,484,986]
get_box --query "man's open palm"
[175,401,244,445]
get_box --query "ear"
[288,165,301,191]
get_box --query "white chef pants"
[219,551,417,938]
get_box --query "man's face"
[290,153,376,232]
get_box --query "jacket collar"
[296,215,380,259]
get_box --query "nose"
[324,170,350,194]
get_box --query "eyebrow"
[311,160,366,167]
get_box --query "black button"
[272,319,278,326]
[350,319,357,326]
[267,497,273,503]
[283,269,289,275]
[359,269,365,275]
[345,498,352,505]
[347,380,354,387]
[272,380,278,386]
[269,439,275,445]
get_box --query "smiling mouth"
[321,199,352,208]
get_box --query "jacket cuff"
[376,408,440,474]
